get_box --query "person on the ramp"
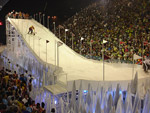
[28,26,35,35]
[143,56,150,72]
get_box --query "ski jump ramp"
[5,18,150,94]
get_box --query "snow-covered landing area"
[9,19,150,83]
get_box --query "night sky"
[0,0,95,44]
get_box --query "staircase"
[44,71,68,95]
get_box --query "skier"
[28,26,35,35]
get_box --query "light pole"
[38,37,41,57]
[102,40,108,81]
[65,29,69,44]
[57,41,63,67]
[72,35,73,49]
[55,40,56,70]
[36,13,38,21]
[102,43,104,81]
[57,43,59,67]
[34,14,35,20]
[132,39,135,79]
[43,14,45,26]
[142,35,144,66]
[80,37,84,54]
[47,16,50,29]
[119,39,121,62]
[132,54,135,80]
[53,22,56,35]
[90,39,93,57]
[71,32,75,49]
[59,26,60,38]
[46,40,49,63]
[39,12,41,23]
[58,25,64,39]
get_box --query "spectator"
[22,94,28,104]
[41,102,46,113]
[51,108,55,113]
[28,79,32,92]
[55,0,150,64]
[0,65,46,113]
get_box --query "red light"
[0,22,2,26]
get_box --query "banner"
[103,39,108,44]
[134,54,142,60]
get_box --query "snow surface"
[9,19,150,82]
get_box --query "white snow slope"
[9,18,149,82]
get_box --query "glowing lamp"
[83,90,88,93]
[119,90,122,95]
[55,100,57,104]
[0,22,2,26]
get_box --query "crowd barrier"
[82,55,141,64]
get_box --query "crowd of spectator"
[56,0,150,63]
[7,10,30,19]
[0,67,46,113]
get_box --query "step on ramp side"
[44,84,67,95]
[44,72,67,95]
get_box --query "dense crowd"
[7,10,30,19]
[56,0,150,63]
[0,67,46,113]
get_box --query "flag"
[81,37,84,41]
[120,41,125,45]
[103,39,108,44]
[65,29,69,32]
[58,25,64,29]
[104,23,107,27]
[133,54,142,60]
[57,41,63,47]
[46,40,49,43]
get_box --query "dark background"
[0,0,96,44]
